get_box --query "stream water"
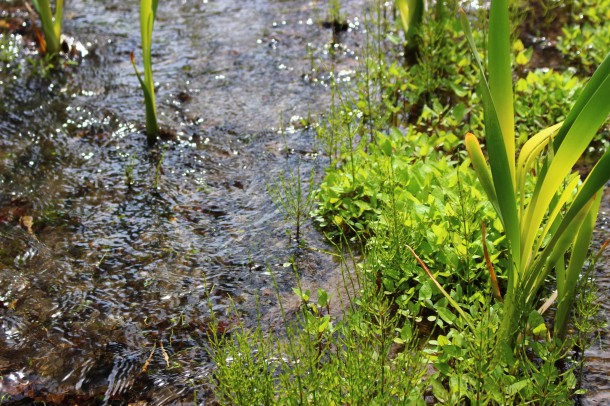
[0,0,364,403]
[0,0,609,405]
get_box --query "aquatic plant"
[130,0,159,145]
[30,0,63,56]
[396,0,423,45]
[268,159,316,245]
[461,0,610,348]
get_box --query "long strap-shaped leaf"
[465,133,501,218]
[554,192,601,339]
[533,173,580,255]
[54,0,63,40]
[138,0,159,141]
[526,146,610,293]
[488,0,515,186]
[554,52,610,149]
[31,0,61,55]
[523,195,595,303]
[396,0,423,42]
[141,0,158,115]
[516,122,562,218]
[460,10,521,290]
[520,53,610,271]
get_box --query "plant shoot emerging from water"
[130,0,159,145]
[268,159,316,246]
[30,0,64,56]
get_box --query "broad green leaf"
[396,0,424,42]
[431,379,449,403]
[437,306,456,324]
[507,379,530,396]
[516,122,562,213]
[465,133,501,218]
[488,0,515,182]
[534,173,580,254]
[527,310,547,336]
[318,315,331,333]
[419,281,432,301]
[521,54,610,271]
[461,10,520,285]
[555,192,601,339]
[317,288,329,308]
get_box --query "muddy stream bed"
[0,0,608,404]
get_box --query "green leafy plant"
[130,0,159,145]
[30,0,63,56]
[268,159,316,245]
[209,266,429,405]
[429,302,582,405]
[556,0,610,74]
[314,128,500,311]
[461,0,610,349]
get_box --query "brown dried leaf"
[20,216,34,235]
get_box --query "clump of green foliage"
[556,0,610,73]
[208,245,589,404]
[313,128,502,313]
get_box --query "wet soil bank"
[0,0,365,403]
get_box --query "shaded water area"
[0,0,364,403]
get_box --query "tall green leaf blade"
[554,192,601,339]
[534,174,580,254]
[137,0,159,142]
[553,52,610,149]
[461,7,520,285]
[524,196,594,302]
[459,10,485,77]
[152,0,159,19]
[560,148,610,232]
[480,80,520,289]
[521,63,610,269]
[396,0,423,41]
[54,0,64,39]
[526,147,610,290]
[465,133,501,219]
[488,0,515,185]
[516,123,561,199]
[516,123,562,219]
[32,0,61,55]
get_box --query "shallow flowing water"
[580,187,610,406]
[0,0,364,403]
